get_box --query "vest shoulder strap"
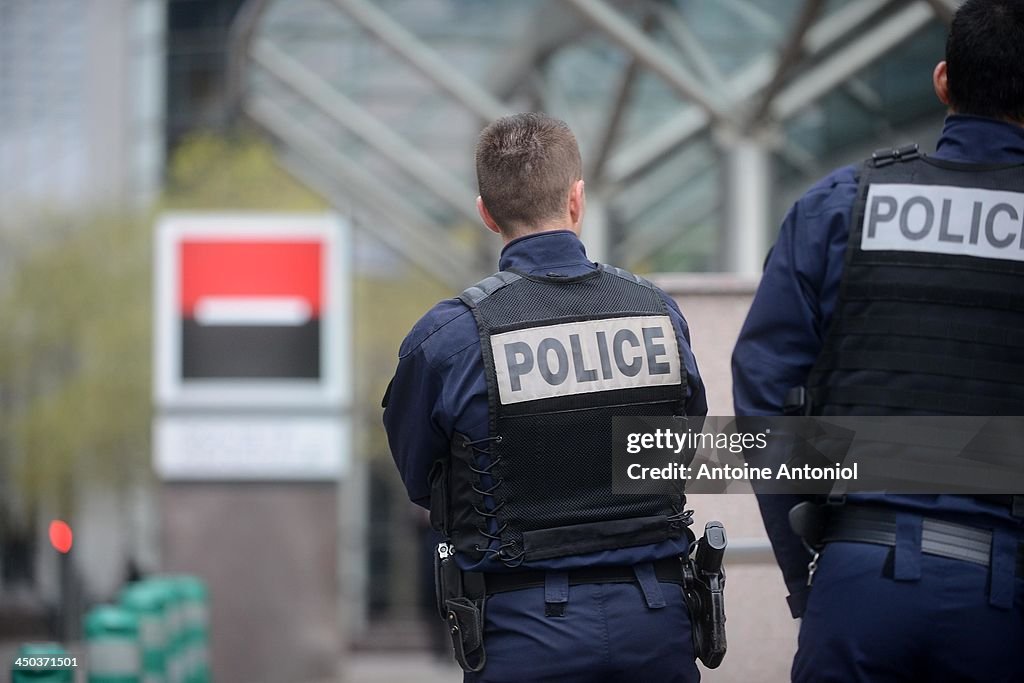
[458,271,523,308]
[597,263,657,289]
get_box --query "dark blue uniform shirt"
[732,114,1024,613]
[384,230,708,572]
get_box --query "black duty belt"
[979,494,1024,518]
[824,506,1024,576]
[480,557,684,596]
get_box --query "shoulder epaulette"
[870,143,920,168]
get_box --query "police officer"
[383,113,707,682]
[732,2,1024,680]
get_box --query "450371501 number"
[14,656,78,668]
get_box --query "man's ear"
[477,196,502,235]
[569,179,585,230]
[933,61,951,108]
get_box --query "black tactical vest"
[807,145,1024,416]
[442,264,690,566]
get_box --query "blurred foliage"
[0,213,151,516]
[0,130,452,516]
[162,132,327,211]
[356,275,450,460]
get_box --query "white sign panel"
[862,183,1024,262]
[154,415,348,481]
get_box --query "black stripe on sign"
[182,319,321,379]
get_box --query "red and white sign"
[179,240,323,380]
[181,240,322,323]
[155,214,350,409]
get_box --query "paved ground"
[340,653,462,683]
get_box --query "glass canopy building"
[238,0,953,284]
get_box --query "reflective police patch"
[490,315,682,405]
[862,183,1024,261]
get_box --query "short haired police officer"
[732,1,1024,680]
[383,113,707,682]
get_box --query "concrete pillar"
[719,134,772,275]
[339,450,369,642]
[582,195,609,264]
[161,483,340,683]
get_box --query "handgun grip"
[695,520,727,573]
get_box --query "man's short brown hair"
[475,113,583,235]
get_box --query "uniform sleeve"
[382,343,450,508]
[732,200,829,415]
[659,292,709,417]
[731,168,857,617]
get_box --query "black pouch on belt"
[788,501,827,551]
[434,542,486,673]
[445,594,486,673]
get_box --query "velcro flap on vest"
[521,514,679,561]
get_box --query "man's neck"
[502,225,577,245]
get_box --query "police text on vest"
[490,315,682,404]
[862,183,1024,261]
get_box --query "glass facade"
[246,0,951,275]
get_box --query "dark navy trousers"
[794,541,1024,683]
[465,580,699,683]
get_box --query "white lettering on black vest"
[863,183,1024,261]
[490,315,682,405]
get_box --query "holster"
[434,542,486,673]
[783,386,813,416]
[788,500,829,551]
[682,521,728,669]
